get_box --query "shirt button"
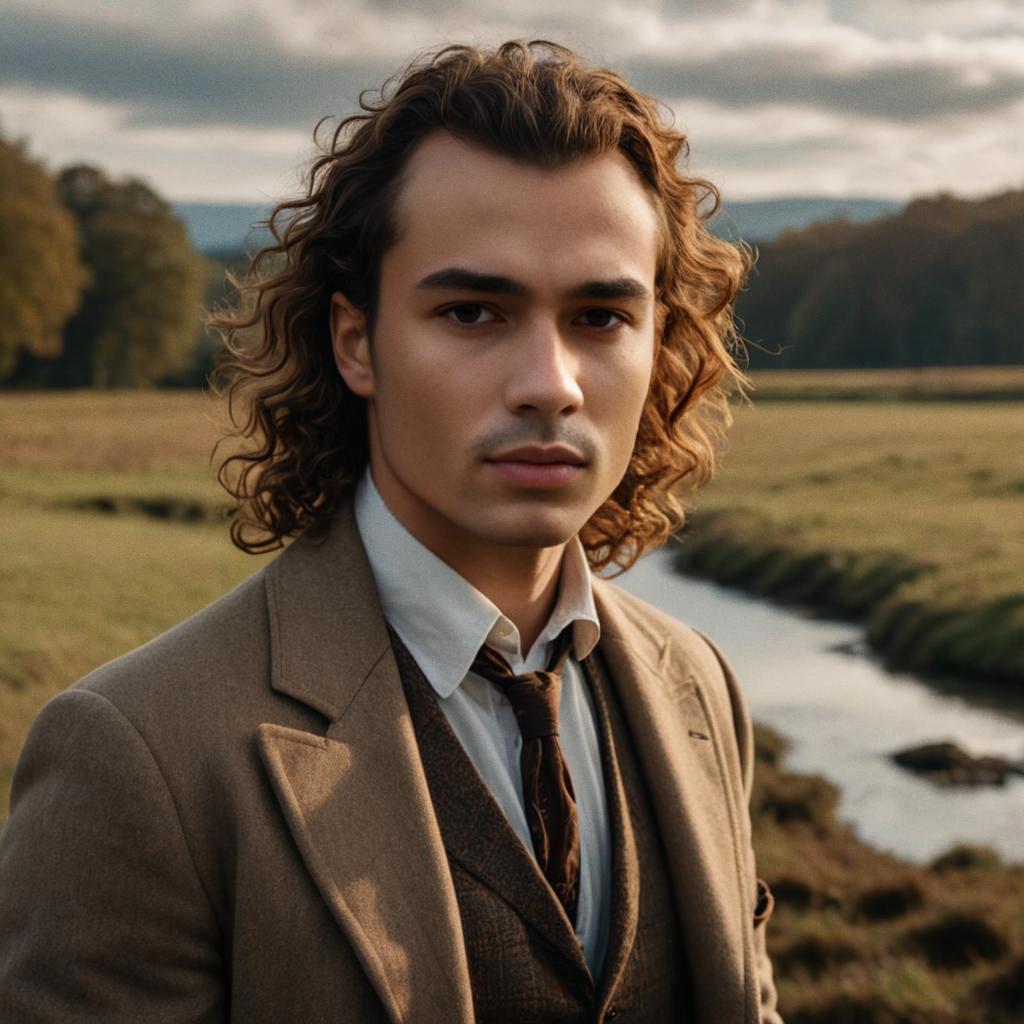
[606,1007,619,1020]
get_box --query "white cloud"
[671,95,1024,199]
[0,86,312,201]
[833,0,1024,39]
[1,0,1022,200]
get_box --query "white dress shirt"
[354,470,613,980]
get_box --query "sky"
[2,0,1023,204]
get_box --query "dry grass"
[747,365,1024,402]
[706,400,1024,575]
[0,390,269,815]
[0,389,229,471]
[682,397,1024,681]
[753,725,1024,1023]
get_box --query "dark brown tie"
[470,630,580,925]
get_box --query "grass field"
[746,365,1024,402]
[679,382,1024,683]
[0,392,271,807]
[2,377,1023,1020]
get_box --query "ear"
[330,292,374,397]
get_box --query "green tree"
[50,165,205,387]
[0,135,88,379]
[738,189,1024,369]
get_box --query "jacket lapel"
[592,577,752,1024]
[255,506,474,1024]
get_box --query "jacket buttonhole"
[688,729,709,741]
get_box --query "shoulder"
[10,557,293,863]
[593,575,737,689]
[593,575,755,791]
[33,556,323,794]
[72,562,274,717]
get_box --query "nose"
[503,318,584,417]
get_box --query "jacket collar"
[264,501,392,720]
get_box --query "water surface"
[613,545,1024,865]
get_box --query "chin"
[475,512,586,551]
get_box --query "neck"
[365,449,575,652]
[447,542,566,655]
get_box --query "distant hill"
[173,203,273,254]
[176,196,901,255]
[709,197,903,244]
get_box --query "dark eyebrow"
[415,267,528,295]
[565,277,650,302]
[415,267,651,303]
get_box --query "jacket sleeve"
[695,630,784,1024]
[0,688,226,1022]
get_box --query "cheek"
[604,350,655,469]
[374,352,474,454]
[600,346,654,423]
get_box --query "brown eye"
[577,309,623,329]
[444,304,497,325]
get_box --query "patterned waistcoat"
[391,631,691,1024]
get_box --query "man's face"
[332,131,660,566]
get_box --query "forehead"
[384,132,661,287]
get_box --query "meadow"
[0,392,270,810]
[679,367,1024,684]
[2,377,1023,1021]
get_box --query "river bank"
[752,723,1024,1023]
[616,553,1024,864]
[673,395,1024,689]
[672,506,1023,685]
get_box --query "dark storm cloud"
[0,7,387,129]
[627,46,1024,121]
[4,2,1024,131]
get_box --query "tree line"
[3,127,1021,388]
[738,189,1024,369]
[0,133,215,388]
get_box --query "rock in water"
[891,741,1024,787]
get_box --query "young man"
[0,41,781,1022]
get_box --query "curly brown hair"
[210,39,750,570]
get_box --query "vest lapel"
[580,652,640,1010]
[592,578,752,1024]
[255,507,474,1024]
[392,632,591,980]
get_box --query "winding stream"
[613,545,1024,865]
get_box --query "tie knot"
[469,631,573,741]
[504,673,561,740]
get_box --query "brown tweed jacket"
[0,503,781,1023]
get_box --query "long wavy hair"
[210,39,750,571]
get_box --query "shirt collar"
[353,470,600,699]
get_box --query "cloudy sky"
[3,0,1023,204]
